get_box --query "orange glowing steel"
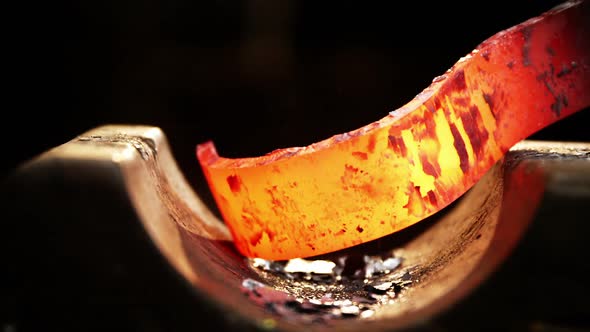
[197,0,590,260]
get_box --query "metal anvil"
[3,125,589,332]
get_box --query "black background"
[7,0,589,206]
[4,1,590,331]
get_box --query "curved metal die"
[3,125,590,332]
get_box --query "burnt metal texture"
[2,125,590,332]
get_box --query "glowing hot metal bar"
[197,0,590,260]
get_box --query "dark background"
[7,0,589,205]
[3,1,590,331]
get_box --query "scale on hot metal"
[3,1,590,332]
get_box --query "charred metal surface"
[240,253,410,325]
[522,26,533,67]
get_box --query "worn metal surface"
[3,125,589,332]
